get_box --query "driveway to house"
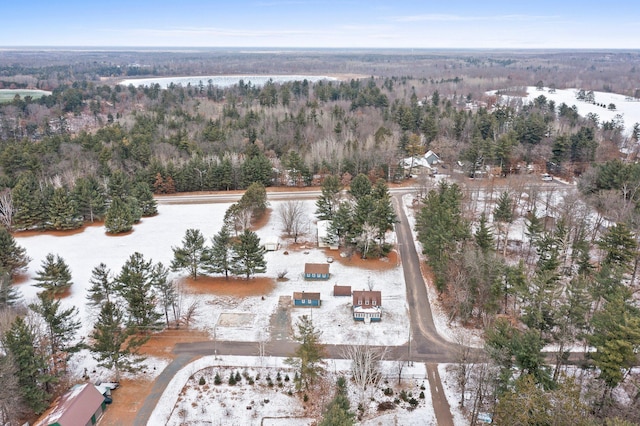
[135,188,460,425]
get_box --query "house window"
[312,273,316,278]
[307,299,312,304]
[358,299,362,305]
[372,300,377,306]
[301,299,305,304]
[365,299,369,305]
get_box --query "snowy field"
[501,86,640,136]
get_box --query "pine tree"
[105,196,134,234]
[315,175,342,221]
[11,172,48,230]
[115,252,163,331]
[89,301,147,381]
[29,292,81,374]
[371,190,397,244]
[416,181,469,292]
[153,263,177,327]
[72,176,107,222]
[205,226,233,279]
[107,170,131,199]
[34,253,72,295]
[171,228,207,280]
[597,223,638,270]
[0,268,19,308]
[87,263,115,309]
[0,226,30,277]
[330,202,354,246]
[239,182,268,220]
[2,316,54,414]
[493,191,514,255]
[48,186,81,230]
[475,212,494,252]
[285,315,326,390]
[231,229,266,280]
[348,173,372,200]
[319,377,355,426]
[133,181,157,217]
[241,145,273,188]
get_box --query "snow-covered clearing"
[496,86,640,136]
[149,355,434,426]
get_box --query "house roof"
[293,291,321,300]
[305,263,330,275]
[36,383,104,426]
[352,290,382,306]
[333,285,352,296]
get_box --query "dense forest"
[1,49,640,424]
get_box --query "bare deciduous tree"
[342,344,386,403]
[0,189,14,231]
[278,200,306,243]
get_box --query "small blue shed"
[304,263,330,280]
[293,291,321,307]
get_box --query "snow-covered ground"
[13,193,477,424]
[148,355,435,426]
[498,86,640,136]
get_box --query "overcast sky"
[3,0,639,49]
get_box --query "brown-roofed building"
[36,383,106,426]
[293,291,321,307]
[352,290,382,322]
[304,263,330,280]
[333,285,352,297]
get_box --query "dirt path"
[426,363,454,426]
[270,295,292,341]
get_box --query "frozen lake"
[119,74,336,89]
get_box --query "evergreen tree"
[205,226,234,279]
[104,196,134,234]
[72,176,106,222]
[231,229,266,280]
[330,202,354,246]
[416,181,469,292]
[597,223,637,270]
[153,263,177,327]
[107,170,131,199]
[0,226,30,277]
[285,315,326,390]
[493,191,514,255]
[475,212,494,252]
[48,186,81,230]
[34,253,72,295]
[89,301,147,381]
[133,181,157,217]
[588,287,640,391]
[371,188,397,244]
[29,292,81,373]
[315,175,342,221]
[115,252,163,331]
[171,228,207,280]
[241,145,273,188]
[87,263,115,309]
[348,173,371,200]
[239,181,268,220]
[319,377,355,426]
[12,172,48,230]
[0,268,19,308]
[2,316,54,414]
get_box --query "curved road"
[134,189,462,425]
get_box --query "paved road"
[135,189,461,425]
